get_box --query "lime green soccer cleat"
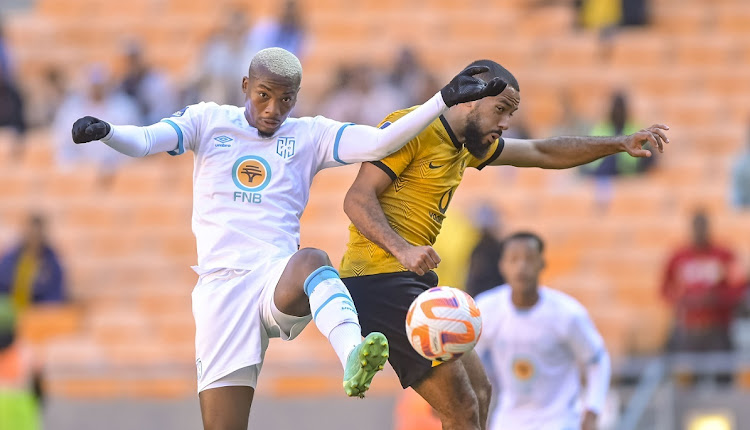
[343,332,389,398]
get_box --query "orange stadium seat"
[649,5,707,35]
[515,6,574,37]
[17,305,83,345]
[609,31,671,69]
[714,4,750,35]
[673,35,735,68]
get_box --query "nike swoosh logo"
[428,162,444,169]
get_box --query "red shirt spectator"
[663,246,743,329]
[661,211,747,352]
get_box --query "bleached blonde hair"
[249,47,302,85]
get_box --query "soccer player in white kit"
[475,232,611,430]
[70,47,506,430]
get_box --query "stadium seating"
[1,0,748,398]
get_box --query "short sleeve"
[468,138,505,170]
[567,308,606,365]
[159,102,210,156]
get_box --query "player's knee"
[295,247,333,273]
[442,388,481,428]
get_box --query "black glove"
[440,66,507,107]
[71,116,111,144]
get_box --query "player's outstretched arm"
[72,116,180,157]
[490,124,670,169]
[344,163,441,276]
[333,66,507,164]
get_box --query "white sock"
[327,322,362,368]
[304,266,362,368]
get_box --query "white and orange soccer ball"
[405,286,482,362]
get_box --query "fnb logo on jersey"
[276,137,295,158]
[232,155,271,204]
[511,356,536,382]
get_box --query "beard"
[257,129,274,138]
[463,112,492,159]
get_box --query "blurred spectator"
[577,0,647,30]
[0,15,27,160]
[53,64,138,186]
[466,204,505,298]
[662,211,747,354]
[319,63,405,126]
[730,125,750,209]
[389,47,436,107]
[0,15,13,79]
[42,67,67,125]
[0,214,66,311]
[195,9,255,106]
[582,91,652,177]
[620,0,648,27]
[0,296,41,430]
[248,0,305,58]
[579,0,620,30]
[24,67,68,127]
[581,91,654,210]
[0,64,26,158]
[119,41,177,124]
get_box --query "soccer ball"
[405,286,482,362]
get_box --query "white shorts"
[191,256,313,392]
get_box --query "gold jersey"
[340,108,503,277]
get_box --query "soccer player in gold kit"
[340,60,669,430]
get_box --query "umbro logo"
[214,135,233,147]
[214,135,233,143]
[428,162,444,169]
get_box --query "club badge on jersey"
[276,137,296,159]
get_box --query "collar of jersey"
[509,288,544,315]
[438,115,463,151]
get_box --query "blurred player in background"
[340,59,668,429]
[69,47,505,430]
[475,232,610,430]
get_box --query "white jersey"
[162,102,349,274]
[475,286,607,430]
